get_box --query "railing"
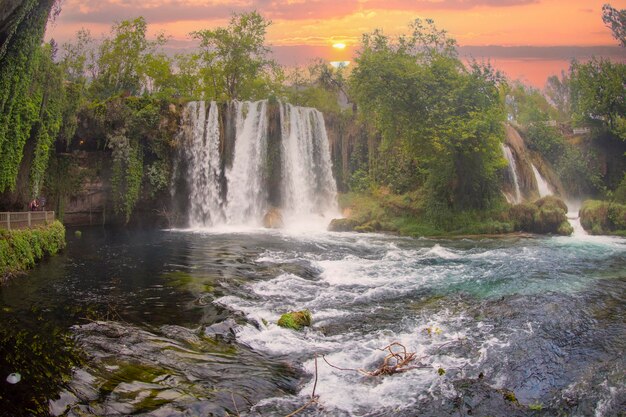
[0,211,55,230]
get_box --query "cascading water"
[531,163,588,236]
[182,101,224,228]
[224,100,270,225]
[280,103,338,226]
[531,163,553,198]
[502,144,522,204]
[177,100,338,229]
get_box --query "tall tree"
[602,3,626,47]
[191,11,282,100]
[569,58,626,139]
[90,17,167,98]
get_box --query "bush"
[0,221,66,281]
[509,197,571,235]
[580,200,626,236]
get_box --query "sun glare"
[332,42,346,50]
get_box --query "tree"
[569,58,626,139]
[90,17,167,98]
[191,11,282,100]
[349,19,506,211]
[602,3,626,47]
[544,72,570,121]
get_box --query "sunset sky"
[47,0,626,87]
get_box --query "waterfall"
[531,164,553,198]
[280,103,338,224]
[176,100,338,229]
[502,144,522,204]
[224,100,269,225]
[531,163,588,237]
[183,101,224,227]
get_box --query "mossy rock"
[328,218,360,232]
[277,310,312,330]
[509,203,538,232]
[535,196,568,212]
[557,221,574,236]
[580,199,626,235]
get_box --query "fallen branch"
[285,354,320,417]
[323,342,433,377]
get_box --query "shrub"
[580,200,626,235]
[0,221,66,281]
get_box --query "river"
[1,227,624,416]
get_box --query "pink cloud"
[57,0,541,24]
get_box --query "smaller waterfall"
[531,163,588,237]
[531,164,553,198]
[502,145,522,204]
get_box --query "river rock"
[204,318,241,341]
[328,218,359,232]
[263,208,284,229]
[277,310,312,330]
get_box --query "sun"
[332,42,346,50]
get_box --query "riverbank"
[331,189,574,237]
[0,220,66,282]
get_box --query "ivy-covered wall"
[0,0,56,195]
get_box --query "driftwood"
[323,342,432,377]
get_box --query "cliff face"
[504,124,565,200]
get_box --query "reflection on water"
[0,227,624,416]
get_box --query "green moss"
[580,199,626,235]
[0,220,66,282]
[277,310,312,330]
[508,196,571,235]
[528,402,543,411]
[502,389,518,404]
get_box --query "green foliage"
[192,11,282,100]
[508,196,572,235]
[613,173,626,203]
[570,58,626,139]
[90,17,167,98]
[0,220,66,280]
[29,42,66,196]
[109,130,144,223]
[0,1,55,193]
[337,188,515,237]
[349,19,506,212]
[580,199,626,236]
[277,310,312,330]
[602,3,626,47]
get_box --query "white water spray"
[225,100,270,225]
[531,164,553,198]
[502,145,522,204]
[179,100,338,229]
[183,101,224,227]
[280,103,339,228]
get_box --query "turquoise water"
[1,227,624,416]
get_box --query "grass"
[337,188,516,237]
